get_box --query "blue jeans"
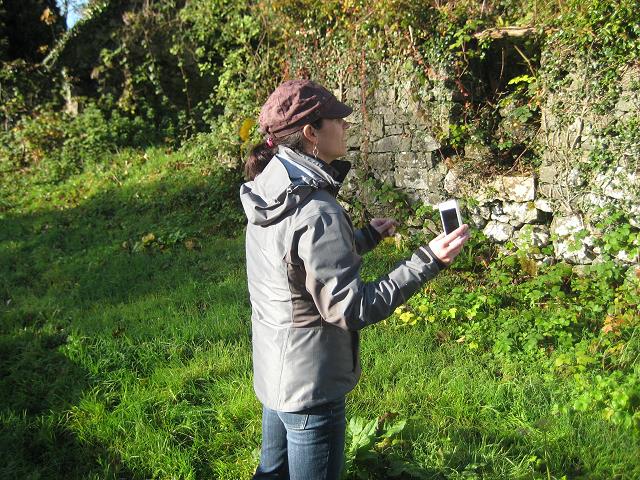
[253,397,346,480]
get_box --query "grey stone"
[411,133,440,152]
[416,189,447,208]
[514,224,551,249]
[345,86,361,103]
[493,176,536,202]
[368,115,384,138]
[615,95,638,114]
[384,124,404,135]
[443,169,460,195]
[614,66,640,118]
[469,204,491,229]
[531,254,555,265]
[395,112,416,124]
[551,214,584,237]
[346,130,362,149]
[579,193,610,224]
[595,166,638,200]
[538,165,557,184]
[471,204,492,220]
[371,135,412,153]
[534,198,553,212]
[432,161,448,182]
[490,203,510,223]
[538,183,564,201]
[394,168,431,190]
[553,238,596,265]
[367,153,394,172]
[396,151,433,169]
[483,221,515,242]
[374,170,396,185]
[317,58,640,266]
[503,202,541,227]
[567,167,585,188]
[374,86,396,106]
[567,117,584,148]
[396,162,447,199]
[396,96,410,112]
[380,109,397,125]
[616,250,638,264]
[549,214,597,264]
[628,204,640,228]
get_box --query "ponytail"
[243,119,323,180]
[245,141,277,180]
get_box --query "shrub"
[0,102,164,183]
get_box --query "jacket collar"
[276,146,352,195]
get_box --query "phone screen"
[441,208,460,234]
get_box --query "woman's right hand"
[428,225,470,266]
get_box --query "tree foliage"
[1,0,65,62]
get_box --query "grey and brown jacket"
[240,146,443,412]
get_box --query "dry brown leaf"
[601,315,625,335]
[40,7,56,25]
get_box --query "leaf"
[554,353,571,368]
[601,315,625,335]
[575,353,595,366]
[184,238,199,250]
[508,74,535,85]
[347,417,377,453]
[239,118,255,142]
[375,437,392,450]
[382,419,406,438]
[40,7,56,25]
[388,458,431,479]
[142,232,156,244]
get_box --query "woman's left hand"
[370,218,398,238]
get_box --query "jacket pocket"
[279,325,358,408]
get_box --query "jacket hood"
[240,146,351,226]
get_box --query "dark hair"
[244,118,323,180]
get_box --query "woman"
[240,79,469,480]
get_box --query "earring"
[312,143,318,159]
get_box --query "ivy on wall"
[2,0,638,183]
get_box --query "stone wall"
[537,62,640,265]
[336,58,639,266]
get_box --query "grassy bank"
[1,148,638,479]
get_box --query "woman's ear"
[301,124,317,143]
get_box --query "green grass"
[1,148,638,479]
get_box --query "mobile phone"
[438,199,463,235]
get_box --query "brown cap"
[258,79,353,138]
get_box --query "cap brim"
[319,97,353,119]
[271,97,354,138]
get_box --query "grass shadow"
[1,174,247,336]
[0,330,135,479]
[1,170,253,478]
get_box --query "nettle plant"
[343,413,425,479]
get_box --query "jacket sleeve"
[293,211,442,331]
[353,223,382,255]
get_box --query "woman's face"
[311,118,351,163]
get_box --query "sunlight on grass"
[1,147,638,479]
